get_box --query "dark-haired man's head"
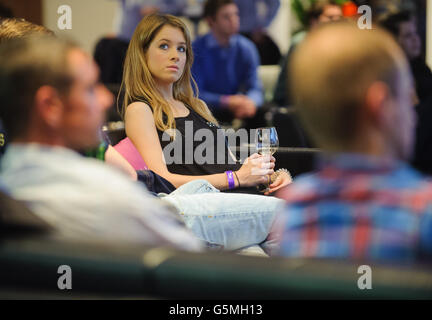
[204,0,239,40]
[290,22,415,161]
[0,36,113,151]
[379,11,421,60]
[307,0,343,29]
[0,18,54,44]
[0,18,55,154]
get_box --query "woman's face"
[146,25,187,86]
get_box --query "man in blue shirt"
[192,0,264,123]
[113,0,187,41]
[235,0,281,65]
[276,22,432,263]
[235,0,279,36]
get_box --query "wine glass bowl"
[255,127,279,192]
[255,127,279,156]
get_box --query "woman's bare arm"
[125,102,273,189]
[125,102,233,189]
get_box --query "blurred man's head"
[379,11,421,60]
[0,36,113,151]
[0,18,54,44]
[290,22,415,160]
[307,0,343,29]
[204,0,239,40]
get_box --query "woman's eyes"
[159,43,186,52]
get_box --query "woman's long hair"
[119,14,218,133]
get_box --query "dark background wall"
[0,0,42,24]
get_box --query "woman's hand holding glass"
[255,127,279,192]
[235,153,275,187]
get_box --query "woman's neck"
[155,81,188,115]
[156,82,174,100]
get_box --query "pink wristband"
[220,95,230,108]
[225,170,235,189]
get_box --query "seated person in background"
[0,36,285,253]
[379,11,432,176]
[121,13,292,195]
[113,0,188,42]
[234,0,281,65]
[379,10,432,104]
[191,0,263,124]
[273,0,342,107]
[275,22,432,263]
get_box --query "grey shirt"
[0,143,202,251]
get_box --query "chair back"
[113,137,148,171]
[0,190,53,237]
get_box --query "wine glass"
[255,127,279,192]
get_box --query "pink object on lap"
[113,137,148,170]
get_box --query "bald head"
[290,22,414,159]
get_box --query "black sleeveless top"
[156,106,241,176]
[136,100,258,194]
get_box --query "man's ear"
[206,16,214,28]
[33,86,64,129]
[364,81,390,125]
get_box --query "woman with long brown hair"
[119,14,291,193]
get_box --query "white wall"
[43,0,118,55]
[267,0,291,55]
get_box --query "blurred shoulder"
[236,34,257,50]
[192,33,209,48]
